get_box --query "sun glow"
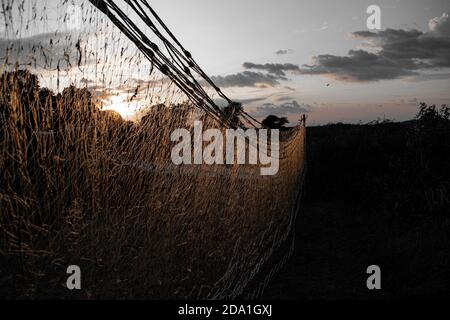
[101,94,141,120]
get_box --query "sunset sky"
[1,0,450,125]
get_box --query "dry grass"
[0,70,306,299]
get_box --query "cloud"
[283,86,297,91]
[0,31,86,70]
[243,62,300,77]
[407,72,450,82]
[275,50,288,55]
[298,13,450,82]
[210,71,284,88]
[275,49,294,55]
[299,49,418,81]
[236,96,272,104]
[274,95,296,102]
[213,95,272,107]
[210,62,303,88]
[429,13,450,37]
[252,100,312,118]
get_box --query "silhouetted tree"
[223,102,243,128]
[414,102,450,168]
[262,115,289,129]
[416,102,450,124]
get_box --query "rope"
[88,0,261,129]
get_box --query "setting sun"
[101,94,140,120]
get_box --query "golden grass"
[0,70,306,299]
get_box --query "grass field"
[1,69,448,299]
[0,70,305,299]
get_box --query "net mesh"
[0,0,306,299]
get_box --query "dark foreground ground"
[263,110,450,299]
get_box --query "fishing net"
[0,0,306,299]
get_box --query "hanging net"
[0,0,306,299]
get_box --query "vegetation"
[300,105,449,298]
[262,115,289,129]
[0,70,306,299]
[263,104,449,299]
[1,68,448,299]
[307,104,449,221]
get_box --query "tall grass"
[0,70,306,299]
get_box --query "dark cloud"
[299,49,418,81]
[283,86,297,91]
[298,13,450,82]
[275,49,294,55]
[276,50,289,55]
[0,31,87,70]
[210,71,284,88]
[243,62,300,77]
[252,100,312,118]
[408,72,450,82]
[210,62,303,88]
